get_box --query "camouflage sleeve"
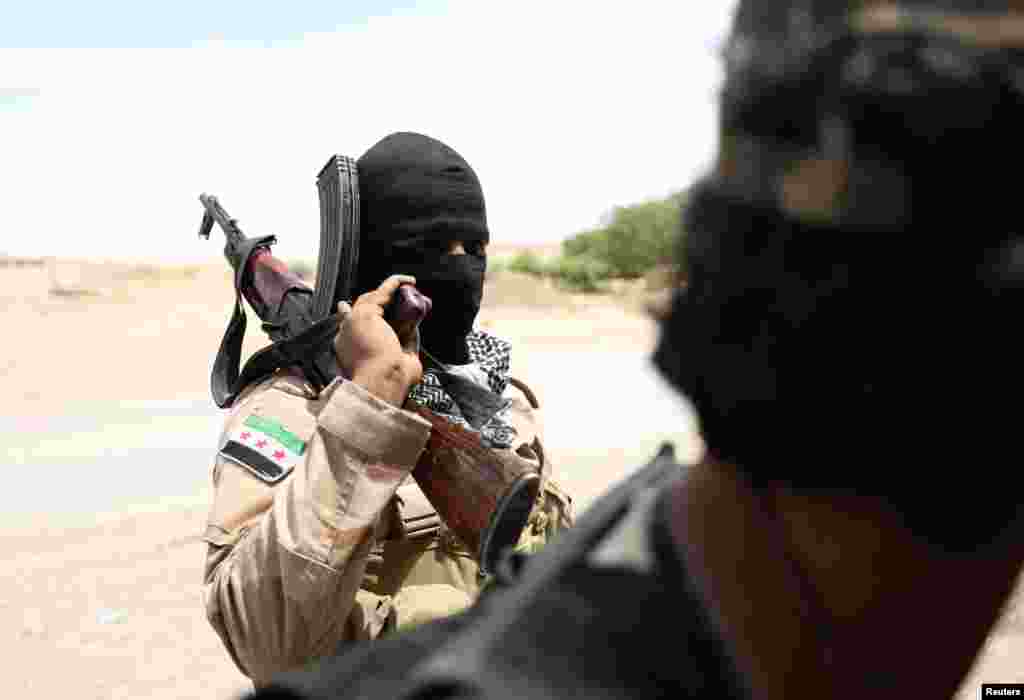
[201,377,432,687]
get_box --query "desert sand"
[1,258,1020,699]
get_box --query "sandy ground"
[1,259,1021,698]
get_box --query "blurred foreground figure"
[246,3,1024,698]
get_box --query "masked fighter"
[201,132,573,688]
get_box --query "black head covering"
[654,0,1024,550]
[356,131,489,253]
[352,132,490,364]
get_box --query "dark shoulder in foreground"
[248,445,750,700]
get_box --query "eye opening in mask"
[390,236,487,258]
[461,241,487,257]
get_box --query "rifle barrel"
[199,193,247,248]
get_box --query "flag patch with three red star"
[219,414,306,484]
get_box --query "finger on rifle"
[358,275,416,314]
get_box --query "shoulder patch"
[219,414,306,484]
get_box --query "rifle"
[199,159,535,573]
[199,187,427,409]
[199,193,338,408]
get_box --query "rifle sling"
[211,236,340,408]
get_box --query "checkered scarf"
[408,329,517,448]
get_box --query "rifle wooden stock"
[410,405,541,575]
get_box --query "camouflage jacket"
[201,370,574,687]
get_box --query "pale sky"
[0,1,737,263]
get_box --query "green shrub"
[562,190,687,279]
[495,189,688,294]
[562,227,611,261]
[548,255,612,293]
[506,250,548,277]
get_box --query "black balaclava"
[347,132,489,365]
